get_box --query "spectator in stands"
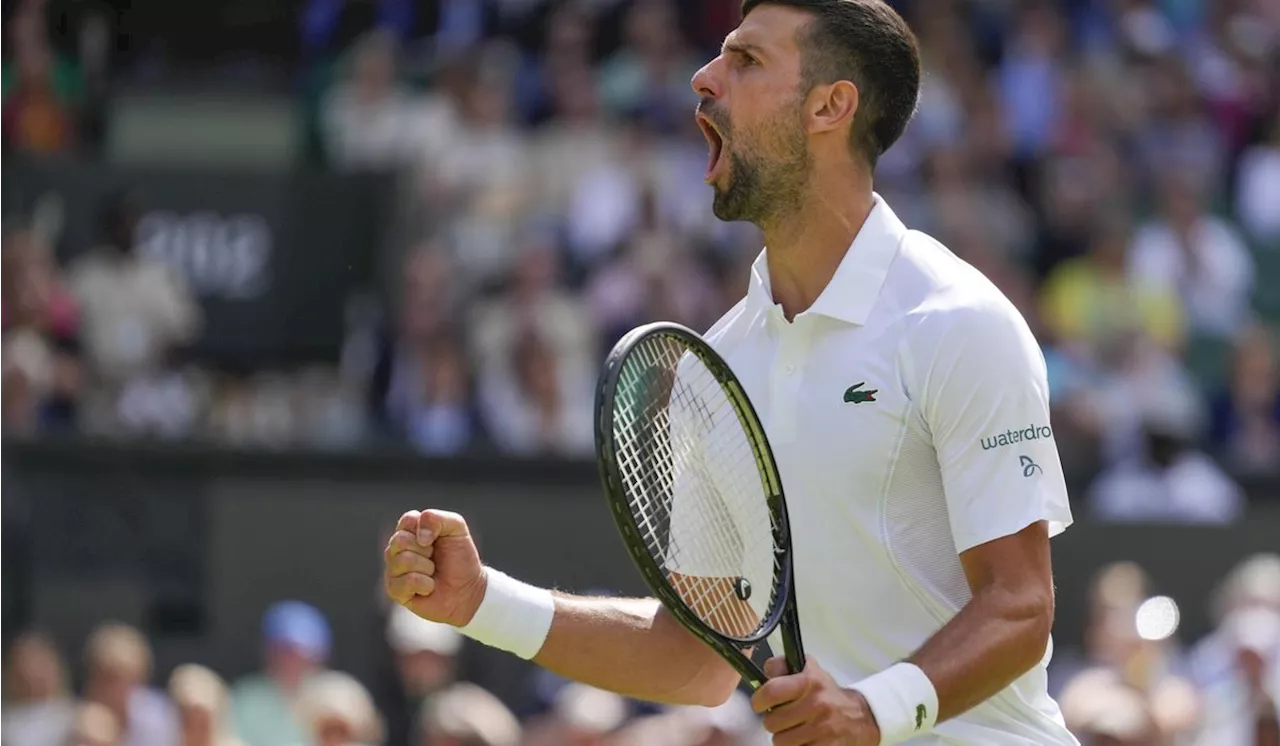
[478,327,594,457]
[169,664,244,746]
[1060,323,1204,469]
[1052,561,1149,696]
[320,30,434,172]
[1209,322,1280,473]
[371,246,484,453]
[301,0,417,63]
[513,2,596,127]
[379,605,462,746]
[561,118,651,271]
[230,601,332,746]
[1127,174,1255,339]
[1234,105,1280,247]
[597,0,699,132]
[65,189,203,438]
[1061,679,1162,746]
[917,146,1036,266]
[2,631,77,746]
[1089,388,1246,523]
[82,622,180,746]
[1134,57,1228,195]
[996,1,1068,164]
[1040,211,1185,361]
[1192,1,1275,156]
[520,682,630,746]
[583,185,721,348]
[297,670,383,746]
[674,691,770,746]
[1194,606,1280,746]
[1053,563,1202,743]
[1189,553,1280,693]
[471,240,596,455]
[472,240,595,376]
[68,701,124,746]
[424,43,530,289]
[527,64,623,230]
[418,682,521,746]
[399,331,480,455]
[1,4,81,154]
[1,228,83,434]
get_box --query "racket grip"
[780,604,806,674]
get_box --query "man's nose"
[691,57,722,100]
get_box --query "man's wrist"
[457,568,490,627]
[844,688,883,744]
[456,567,555,660]
[848,662,939,745]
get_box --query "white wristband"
[849,662,939,745]
[457,568,555,660]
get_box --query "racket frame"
[594,321,806,690]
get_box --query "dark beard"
[710,123,811,227]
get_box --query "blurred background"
[2,0,1279,744]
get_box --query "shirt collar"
[746,192,908,326]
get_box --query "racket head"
[594,322,801,679]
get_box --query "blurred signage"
[135,210,274,300]
[3,155,395,366]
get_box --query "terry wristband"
[850,662,939,745]
[456,568,555,660]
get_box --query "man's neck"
[762,179,874,321]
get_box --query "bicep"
[957,521,1053,599]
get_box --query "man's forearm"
[532,593,740,707]
[907,585,1053,723]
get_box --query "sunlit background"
[2,0,1279,745]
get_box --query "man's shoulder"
[889,232,1036,349]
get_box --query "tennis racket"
[594,320,805,690]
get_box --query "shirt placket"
[768,316,812,444]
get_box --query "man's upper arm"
[916,301,1074,553]
[957,521,1053,600]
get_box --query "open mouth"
[696,113,725,182]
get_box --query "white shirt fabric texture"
[669,194,1078,745]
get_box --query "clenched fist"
[384,509,487,628]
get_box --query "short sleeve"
[915,302,1074,553]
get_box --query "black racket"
[594,320,805,690]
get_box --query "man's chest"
[717,324,918,509]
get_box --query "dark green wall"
[4,438,1277,710]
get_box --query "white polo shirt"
[700,194,1077,745]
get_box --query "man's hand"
[751,656,882,746]
[384,509,487,627]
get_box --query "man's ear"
[806,80,859,136]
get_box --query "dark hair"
[741,0,921,167]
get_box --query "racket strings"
[612,335,783,640]
[625,341,753,583]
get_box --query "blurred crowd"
[4,0,1280,522]
[0,599,772,746]
[3,552,1278,746]
[5,0,1280,518]
[1045,552,1280,746]
[4,3,1280,744]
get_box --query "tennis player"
[385,1,1078,744]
